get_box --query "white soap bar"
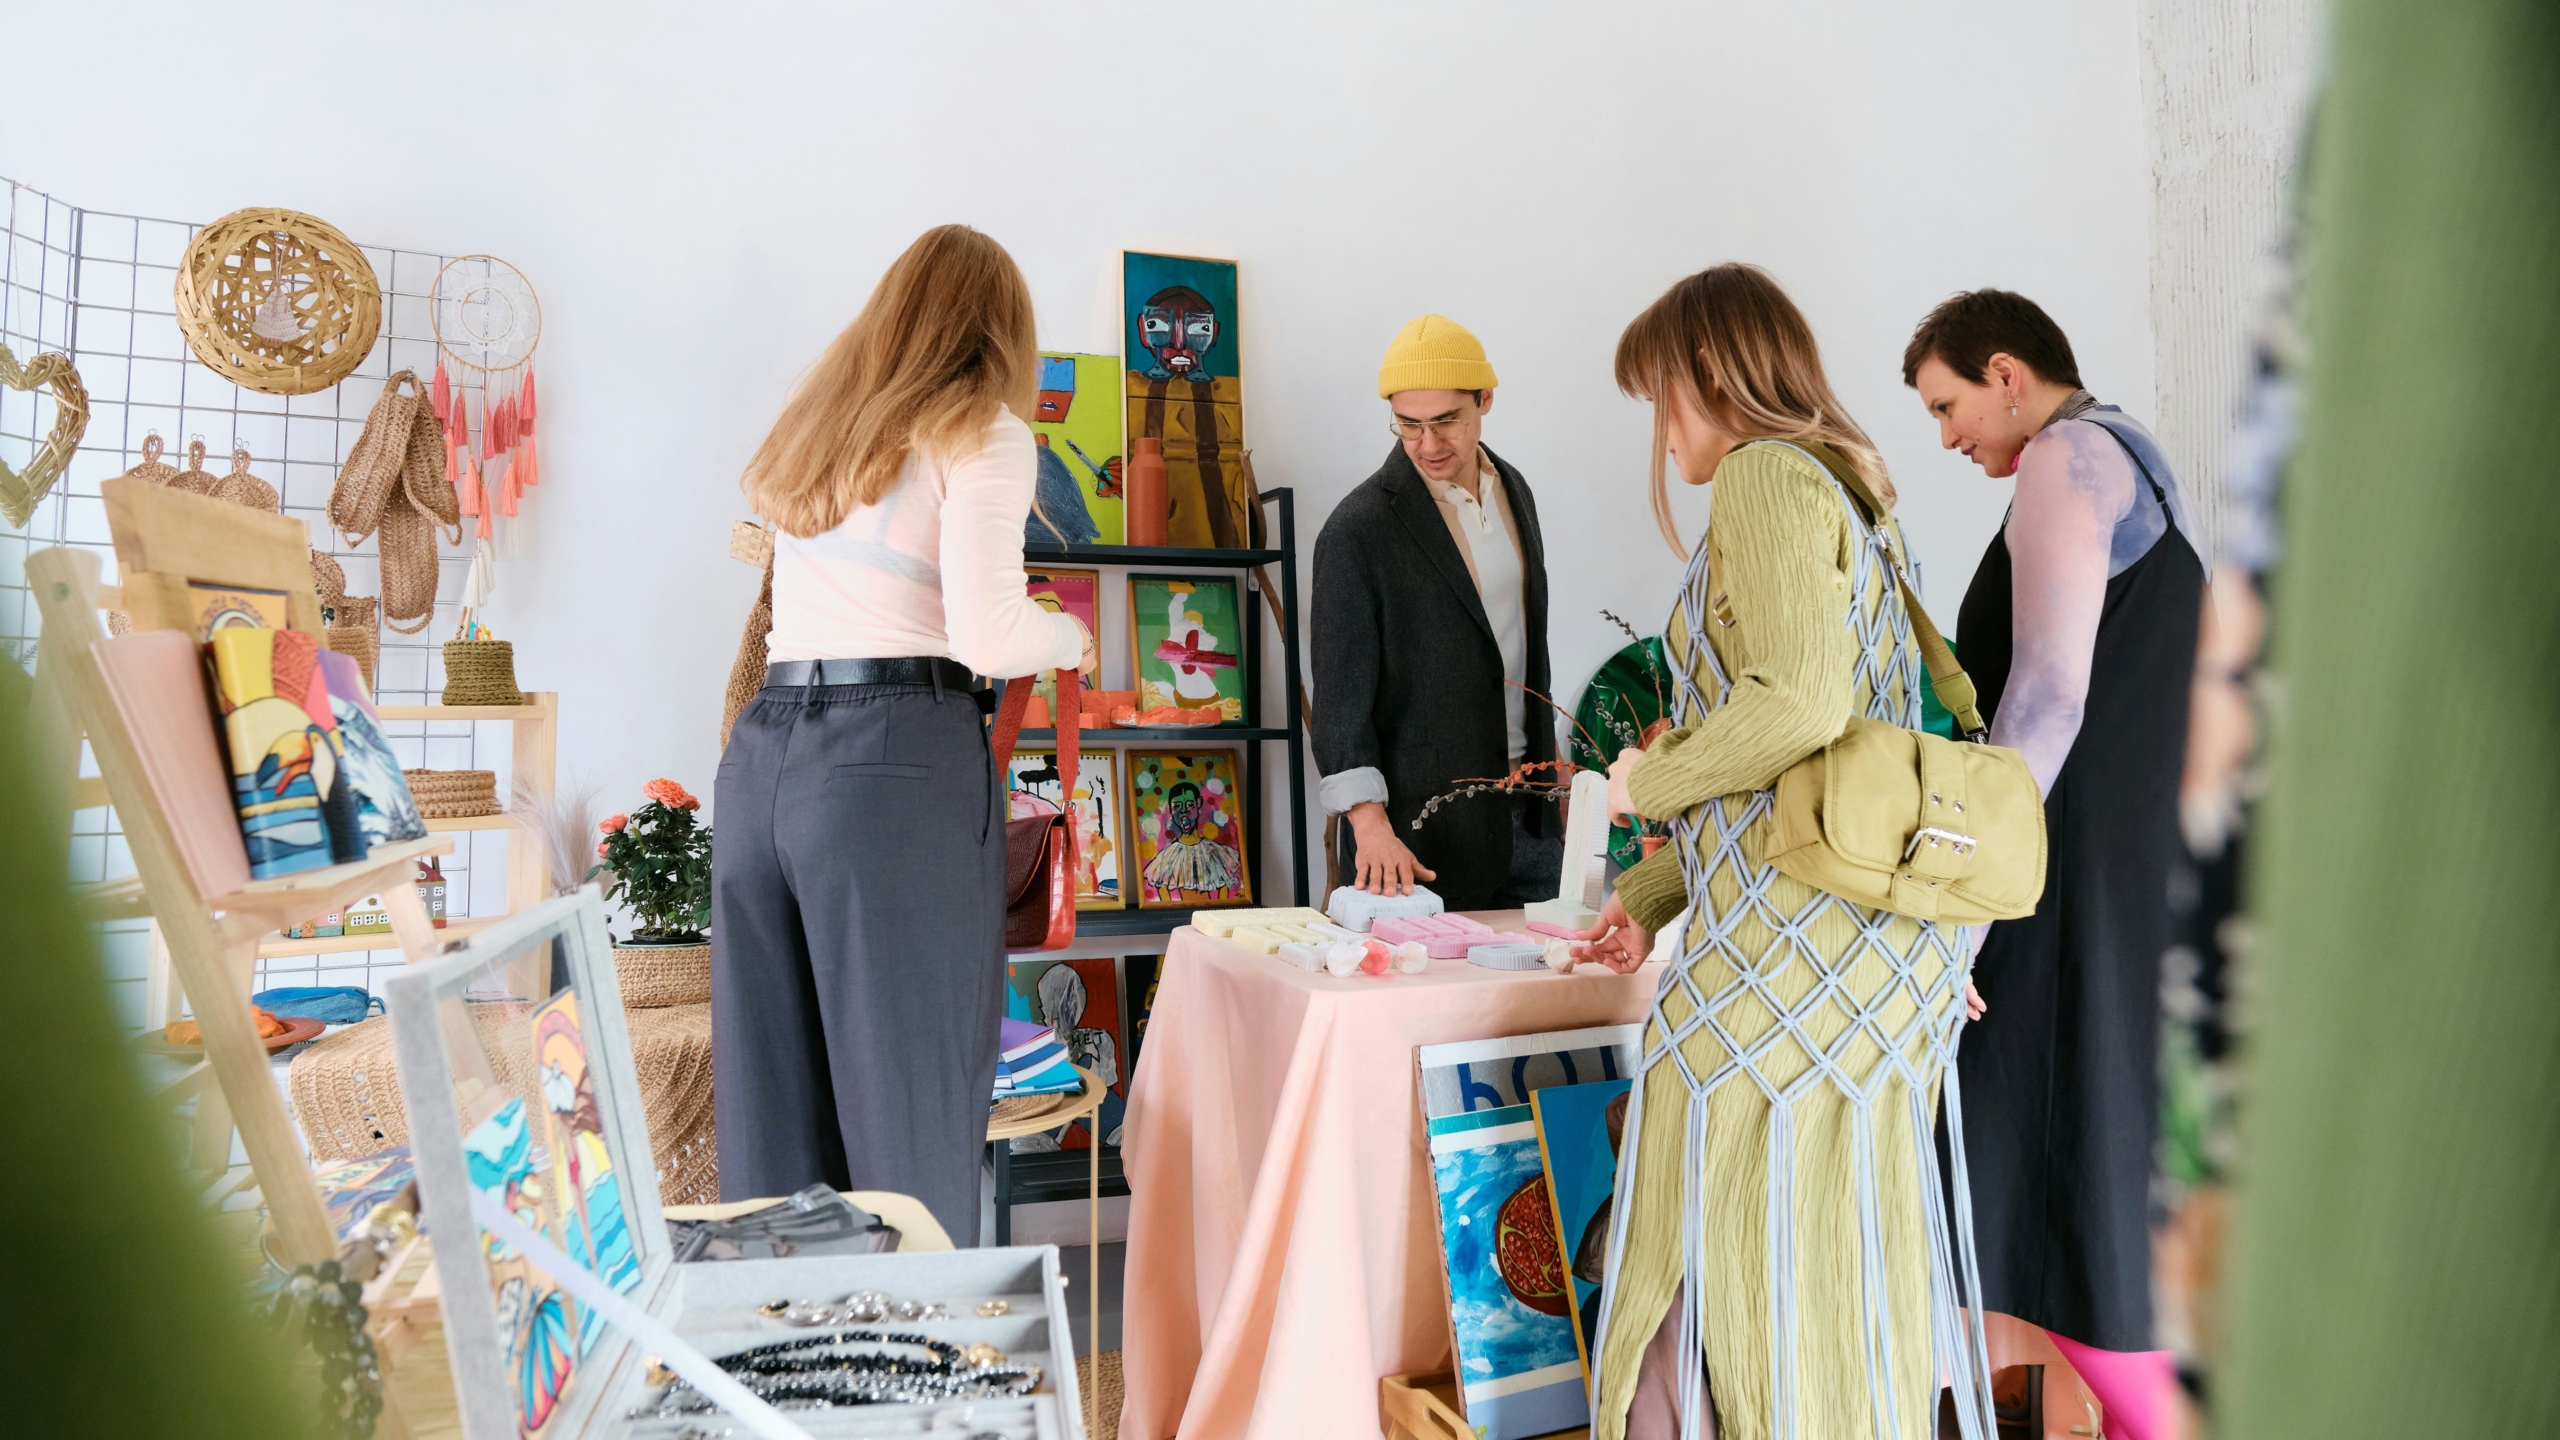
[1276,940,1329,972]
[1193,906,1330,938]
[1324,884,1445,932]
[1523,898,1602,931]
[1468,941,1549,971]
[1228,926,1288,955]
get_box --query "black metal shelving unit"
[990,488,1309,1242]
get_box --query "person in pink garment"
[716,224,1097,1245]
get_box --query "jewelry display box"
[385,892,1084,1440]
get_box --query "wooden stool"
[988,1067,1106,1440]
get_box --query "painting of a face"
[1139,286,1219,381]
[1164,781,1203,836]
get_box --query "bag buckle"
[1904,826,1977,861]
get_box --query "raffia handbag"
[330,372,458,634]
[1756,452,2045,924]
[989,668,1082,951]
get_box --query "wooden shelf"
[1023,542,1283,567]
[377,701,553,721]
[424,812,522,832]
[216,835,455,923]
[259,914,499,958]
[1019,726,1291,743]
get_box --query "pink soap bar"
[1372,913,1535,959]
[1525,920,1584,939]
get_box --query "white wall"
[2137,0,2321,558]
[5,2,2154,896]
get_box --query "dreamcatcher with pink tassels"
[429,254,543,560]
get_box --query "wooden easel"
[26,481,505,1437]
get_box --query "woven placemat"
[442,639,524,706]
[288,1001,719,1206]
[404,768,497,819]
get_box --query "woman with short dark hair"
[1904,289,2204,1440]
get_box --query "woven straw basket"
[614,942,712,1008]
[442,639,525,706]
[403,768,497,819]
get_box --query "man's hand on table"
[1567,894,1653,974]
[1347,801,1436,896]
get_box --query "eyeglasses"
[1388,415,1471,442]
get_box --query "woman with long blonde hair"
[1570,265,1992,1439]
[714,225,1094,1243]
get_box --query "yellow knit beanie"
[1377,314,1499,398]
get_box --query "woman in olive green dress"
[1571,265,1993,1440]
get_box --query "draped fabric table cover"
[1119,913,1660,1439]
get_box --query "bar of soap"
[1277,940,1329,972]
[1468,941,1548,971]
[1193,907,1330,938]
[1524,899,1601,931]
[1374,913,1537,959]
[1227,926,1289,955]
[1324,884,1444,933]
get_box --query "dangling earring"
[2009,403,2019,417]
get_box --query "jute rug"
[1076,1349,1123,1440]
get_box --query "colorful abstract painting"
[188,581,290,639]
[1532,1077,1633,1383]
[1416,1025,1641,1440]
[1024,567,1100,712]
[1126,748,1251,909]
[1029,352,1123,545]
[1002,957,1126,1149]
[531,990,642,1356]
[312,1146,416,1244]
[1122,251,1252,549]
[1129,574,1244,722]
[464,1094,579,1437]
[1007,746,1123,910]
[206,627,361,877]
[316,649,427,849]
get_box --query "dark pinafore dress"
[1948,407,2204,1352]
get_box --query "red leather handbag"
[990,668,1081,951]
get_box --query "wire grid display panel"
[1,175,517,1024]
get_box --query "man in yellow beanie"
[1311,314,1559,909]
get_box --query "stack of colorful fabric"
[993,1017,1082,1099]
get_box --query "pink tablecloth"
[1118,911,1660,1440]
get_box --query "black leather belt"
[763,656,979,692]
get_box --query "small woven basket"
[614,942,712,1008]
[441,639,524,706]
[403,768,497,819]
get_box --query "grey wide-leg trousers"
[711,678,1006,1246]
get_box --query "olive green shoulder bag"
[1757,450,2046,924]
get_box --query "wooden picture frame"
[1125,746,1252,909]
[101,475,326,634]
[1005,744,1127,912]
[1127,572,1246,723]
[1025,566,1102,709]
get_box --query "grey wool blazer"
[1310,442,1555,910]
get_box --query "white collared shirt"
[1425,449,1528,762]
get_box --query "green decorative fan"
[1571,637,1673,867]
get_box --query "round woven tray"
[403,768,497,819]
[988,1067,1102,1141]
[614,942,711,1008]
[442,639,524,707]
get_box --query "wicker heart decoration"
[0,341,90,528]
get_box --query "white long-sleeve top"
[766,408,1084,677]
